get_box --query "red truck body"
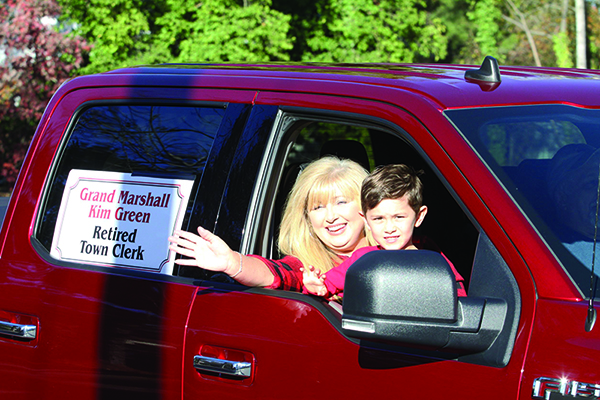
[0,61,599,399]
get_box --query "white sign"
[50,169,194,274]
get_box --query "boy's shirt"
[317,244,467,300]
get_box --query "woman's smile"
[326,222,346,234]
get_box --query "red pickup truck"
[1,58,599,399]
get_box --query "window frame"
[31,99,235,278]
[243,106,481,285]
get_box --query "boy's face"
[364,196,427,250]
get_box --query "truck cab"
[0,60,599,399]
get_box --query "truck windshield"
[445,105,600,298]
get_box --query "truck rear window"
[36,104,224,272]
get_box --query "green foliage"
[58,0,161,73]
[466,0,504,62]
[61,0,449,68]
[38,1,600,73]
[152,0,293,63]
[587,4,600,70]
[59,0,294,72]
[302,0,447,63]
[428,0,473,63]
[552,31,574,68]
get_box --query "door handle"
[193,355,252,377]
[0,320,37,339]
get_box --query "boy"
[303,164,467,298]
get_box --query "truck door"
[0,85,255,399]
[181,92,536,399]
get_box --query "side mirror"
[341,250,507,354]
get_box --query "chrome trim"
[342,318,375,333]
[533,377,600,399]
[0,320,37,339]
[240,108,286,256]
[193,355,252,378]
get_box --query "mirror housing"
[341,250,506,354]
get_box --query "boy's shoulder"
[353,245,382,259]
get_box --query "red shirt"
[320,246,467,299]
[248,242,467,298]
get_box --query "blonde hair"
[278,156,369,273]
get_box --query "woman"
[168,156,370,291]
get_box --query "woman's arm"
[168,226,275,287]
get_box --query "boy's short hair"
[361,164,424,214]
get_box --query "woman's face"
[307,191,366,256]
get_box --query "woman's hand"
[301,265,328,296]
[169,226,238,275]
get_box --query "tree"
[462,0,585,68]
[57,0,167,73]
[466,0,505,62]
[503,0,543,66]
[59,0,294,72]
[0,0,87,188]
[300,0,447,63]
[153,0,293,63]
[553,0,574,68]
[427,0,474,64]
[588,2,600,69]
[61,0,447,68]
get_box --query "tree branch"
[504,0,542,66]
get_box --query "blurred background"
[1,0,598,194]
